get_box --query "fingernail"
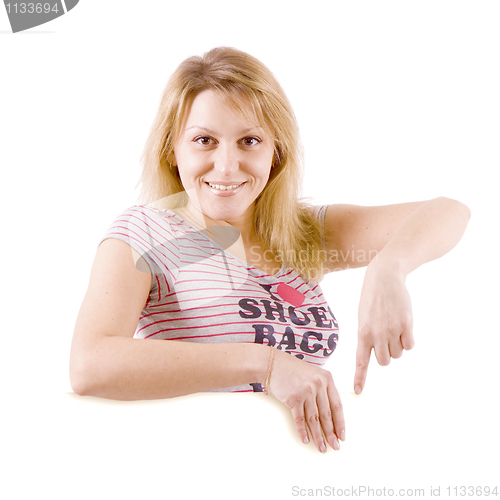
[303,435,309,444]
[320,442,327,453]
[333,438,340,451]
[340,429,345,441]
[355,385,362,395]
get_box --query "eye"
[241,137,261,147]
[194,136,215,146]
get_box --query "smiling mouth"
[206,182,245,191]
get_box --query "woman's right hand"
[264,348,345,453]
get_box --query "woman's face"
[173,89,275,229]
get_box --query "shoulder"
[101,205,183,267]
[306,204,329,222]
[105,204,181,237]
[109,204,170,224]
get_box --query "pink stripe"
[281,268,295,279]
[115,209,179,256]
[110,222,179,265]
[142,320,338,340]
[116,207,181,260]
[129,206,179,238]
[179,264,251,280]
[106,229,177,281]
[150,330,250,340]
[144,294,329,313]
[288,274,301,287]
[145,292,332,312]
[156,275,161,301]
[138,308,339,334]
[163,272,171,294]
[147,288,330,309]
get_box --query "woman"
[70,47,470,454]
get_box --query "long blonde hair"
[138,47,327,280]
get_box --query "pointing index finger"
[354,341,372,394]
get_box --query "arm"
[324,197,470,271]
[69,238,269,400]
[324,197,471,392]
[70,238,345,452]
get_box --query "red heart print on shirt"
[276,283,305,307]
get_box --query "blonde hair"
[138,47,327,280]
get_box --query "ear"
[272,148,281,169]
[167,151,177,168]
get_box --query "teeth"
[207,182,242,191]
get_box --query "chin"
[202,201,249,224]
[207,208,244,223]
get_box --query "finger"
[401,325,415,350]
[289,401,310,446]
[316,390,340,451]
[354,342,372,395]
[389,336,404,359]
[304,396,326,453]
[373,340,391,366]
[327,381,346,443]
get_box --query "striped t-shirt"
[100,204,339,393]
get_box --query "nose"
[213,142,240,175]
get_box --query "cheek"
[175,153,205,186]
[258,154,274,183]
[175,165,195,191]
[253,145,274,169]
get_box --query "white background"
[1,1,498,499]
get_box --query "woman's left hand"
[354,260,415,394]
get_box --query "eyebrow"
[184,126,263,136]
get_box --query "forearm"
[70,336,270,400]
[371,197,470,277]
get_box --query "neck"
[179,200,257,247]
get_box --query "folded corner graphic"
[64,0,78,11]
[4,0,79,33]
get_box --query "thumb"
[354,342,372,395]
